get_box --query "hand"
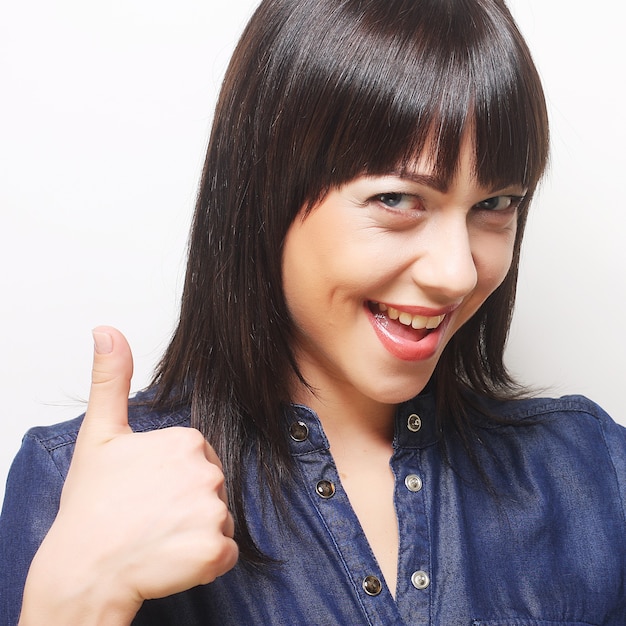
[20,327,238,625]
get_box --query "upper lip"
[369,300,460,318]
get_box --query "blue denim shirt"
[1,392,625,625]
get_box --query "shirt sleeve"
[0,433,66,626]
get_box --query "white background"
[1,0,624,501]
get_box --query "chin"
[365,377,432,406]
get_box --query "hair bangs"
[270,0,548,204]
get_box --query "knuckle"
[196,471,225,505]
[212,499,230,526]
[164,426,206,451]
[198,539,239,584]
[195,495,232,537]
[186,427,208,448]
[90,367,116,388]
[206,461,226,489]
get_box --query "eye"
[373,192,420,211]
[474,195,524,212]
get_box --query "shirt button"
[404,474,423,492]
[288,420,309,442]
[362,575,383,596]
[315,479,336,499]
[407,413,422,432]
[411,570,430,590]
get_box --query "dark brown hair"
[153,0,549,561]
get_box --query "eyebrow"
[390,170,526,196]
[390,171,449,193]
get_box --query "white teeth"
[376,302,445,330]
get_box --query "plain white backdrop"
[1,0,624,501]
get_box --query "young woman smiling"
[1,0,624,624]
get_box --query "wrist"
[19,528,143,626]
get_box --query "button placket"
[392,441,432,620]
[291,407,404,621]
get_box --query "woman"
[2,0,625,623]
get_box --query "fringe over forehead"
[230,0,549,207]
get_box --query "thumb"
[78,326,134,444]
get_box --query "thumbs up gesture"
[20,328,239,625]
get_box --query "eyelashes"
[371,192,525,213]
[373,192,420,211]
[473,195,525,212]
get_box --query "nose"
[410,216,478,303]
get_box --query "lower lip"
[365,304,450,362]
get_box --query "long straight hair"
[153,0,550,561]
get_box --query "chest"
[137,450,626,626]
[335,453,399,597]
[137,411,626,625]
[243,441,625,625]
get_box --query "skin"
[282,139,523,595]
[18,141,523,622]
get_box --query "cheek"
[282,237,313,322]
[282,213,342,323]
[282,214,378,310]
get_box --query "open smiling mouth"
[367,301,446,343]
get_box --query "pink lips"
[365,301,454,362]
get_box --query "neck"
[291,380,396,448]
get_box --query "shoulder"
[22,389,191,479]
[477,393,615,423]
[469,393,626,507]
[474,393,623,443]
[473,393,626,449]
